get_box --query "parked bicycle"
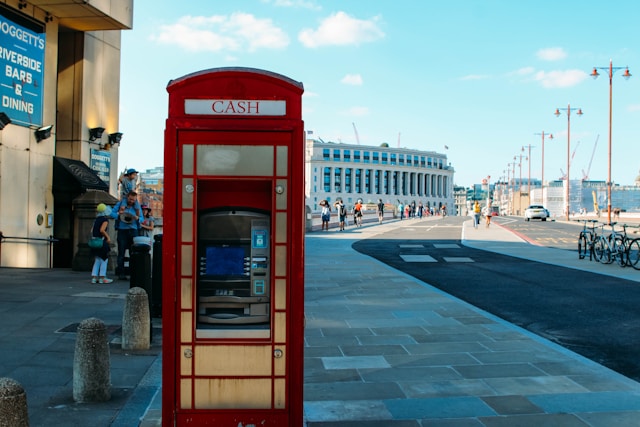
[577,219,599,260]
[593,222,626,266]
[624,225,640,270]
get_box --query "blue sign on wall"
[90,149,111,183]
[0,11,45,127]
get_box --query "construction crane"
[352,122,360,145]
[559,140,581,179]
[582,135,599,180]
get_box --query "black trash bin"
[151,234,162,318]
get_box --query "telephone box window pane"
[276,146,288,176]
[275,212,287,243]
[197,145,273,176]
[182,178,193,209]
[182,212,193,242]
[183,144,194,174]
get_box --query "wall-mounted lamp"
[89,127,105,141]
[44,13,53,23]
[0,112,11,130]
[35,125,53,142]
[108,132,123,145]
[18,1,27,10]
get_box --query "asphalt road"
[352,216,640,382]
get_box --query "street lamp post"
[591,60,631,224]
[522,144,534,205]
[555,104,583,221]
[533,131,553,195]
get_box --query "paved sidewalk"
[2,215,640,426]
[303,217,640,426]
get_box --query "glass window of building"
[382,153,388,164]
[363,151,370,163]
[420,156,426,167]
[323,149,330,161]
[333,149,341,161]
[399,154,405,165]
[323,167,331,192]
[344,150,351,161]
[365,170,371,193]
[345,168,352,192]
[334,167,342,192]
[384,171,389,194]
[373,152,379,164]
[354,151,361,163]
[390,154,396,165]
[355,169,362,192]
[428,157,432,167]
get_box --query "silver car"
[524,205,548,221]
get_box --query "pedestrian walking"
[473,201,481,229]
[90,203,113,284]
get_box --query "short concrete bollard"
[0,377,29,427]
[73,317,111,402]
[122,287,150,351]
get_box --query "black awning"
[53,156,109,194]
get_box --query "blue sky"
[119,0,640,188]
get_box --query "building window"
[333,149,341,161]
[354,151,361,163]
[323,167,331,192]
[355,169,362,193]
[427,157,432,167]
[344,150,351,161]
[363,151,370,164]
[384,171,389,194]
[420,156,426,167]
[373,152,379,164]
[323,149,330,161]
[334,167,342,192]
[381,153,388,164]
[345,168,352,192]
[365,169,371,193]
[399,154,405,166]
[390,154,396,165]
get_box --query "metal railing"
[0,231,58,268]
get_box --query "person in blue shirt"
[118,168,138,200]
[110,190,143,279]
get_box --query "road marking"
[400,254,437,262]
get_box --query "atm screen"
[204,246,246,277]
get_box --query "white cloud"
[298,11,384,48]
[537,47,567,61]
[342,106,369,117]
[534,69,588,88]
[262,0,321,10]
[341,74,363,85]
[511,66,535,76]
[151,13,289,53]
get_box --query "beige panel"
[180,345,193,376]
[180,312,193,343]
[181,278,193,310]
[182,178,193,209]
[276,146,288,176]
[196,145,274,176]
[195,345,272,376]
[181,245,192,276]
[194,378,271,409]
[183,144,194,174]
[275,312,286,343]
[275,278,286,310]
[275,212,287,244]
[180,378,192,409]
[275,178,287,210]
[181,211,193,242]
[274,378,286,409]
[275,245,287,277]
[274,345,286,376]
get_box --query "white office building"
[305,139,455,212]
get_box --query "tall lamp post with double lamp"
[555,104,583,221]
[522,144,534,205]
[590,60,631,224]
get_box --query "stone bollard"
[73,318,111,402]
[122,287,150,350]
[0,377,29,427]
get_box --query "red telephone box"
[162,67,305,426]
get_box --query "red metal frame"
[162,68,304,426]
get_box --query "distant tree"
[380,142,389,147]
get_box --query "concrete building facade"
[0,1,133,268]
[305,139,455,212]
